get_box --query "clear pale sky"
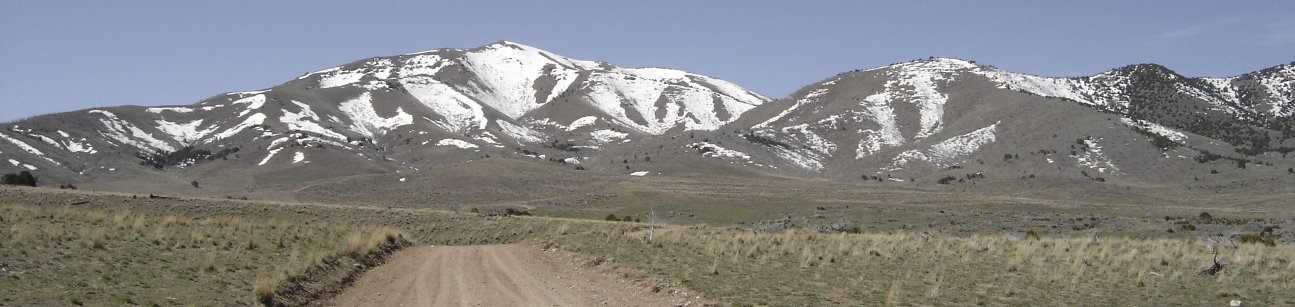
[2,1,1293,122]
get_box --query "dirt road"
[329,243,700,306]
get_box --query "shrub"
[252,278,276,306]
[937,176,958,185]
[742,132,790,148]
[1238,233,1277,247]
[138,146,228,169]
[1,171,37,187]
[503,208,531,216]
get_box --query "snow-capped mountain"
[706,58,1294,183]
[0,42,1291,192]
[0,41,769,186]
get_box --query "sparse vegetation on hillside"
[137,146,240,169]
[742,131,790,149]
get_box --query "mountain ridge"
[1,42,1292,198]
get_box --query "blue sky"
[2,1,1293,122]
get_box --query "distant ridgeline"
[0,41,1290,189]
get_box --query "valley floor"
[1,185,1291,306]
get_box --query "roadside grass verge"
[0,204,408,306]
[554,224,1295,306]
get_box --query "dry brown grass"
[556,223,1295,306]
[0,203,409,306]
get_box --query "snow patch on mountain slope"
[755,84,833,129]
[318,68,366,89]
[687,142,751,160]
[580,72,673,133]
[459,42,575,118]
[865,58,973,140]
[978,67,1133,112]
[590,129,629,145]
[230,89,270,96]
[855,92,905,158]
[981,63,1295,119]
[581,69,762,134]
[339,92,413,138]
[312,58,395,89]
[368,58,393,79]
[231,94,266,117]
[267,136,293,150]
[281,101,347,140]
[511,41,602,70]
[1255,65,1295,117]
[1,132,62,167]
[474,132,504,147]
[888,122,997,169]
[258,148,281,166]
[567,116,599,131]
[397,54,447,78]
[301,66,340,79]
[295,41,762,135]
[146,107,194,114]
[1120,118,1187,144]
[27,133,96,154]
[435,139,478,149]
[208,113,267,142]
[402,77,488,133]
[1195,78,1255,115]
[88,110,175,152]
[0,133,45,157]
[771,146,824,171]
[8,159,37,170]
[496,120,543,143]
[156,119,217,143]
[874,59,972,139]
[702,77,770,107]
[1075,138,1120,173]
[781,124,836,156]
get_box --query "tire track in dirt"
[330,243,702,306]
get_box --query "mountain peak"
[482,40,534,50]
[1106,63,1179,79]
[877,57,981,73]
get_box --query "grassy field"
[2,185,1291,306]
[0,203,409,306]
[554,223,1294,306]
[0,187,559,306]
